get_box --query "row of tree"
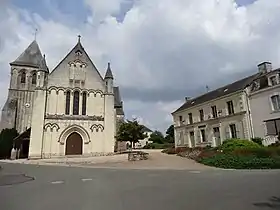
[116,119,174,147]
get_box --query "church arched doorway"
[65,132,82,155]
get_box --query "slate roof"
[114,86,124,116]
[10,40,44,68]
[173,73,261,114]
[104,62,114,79]
[142,125,152,133]
[38,55,49,72]
[50,37,104,81]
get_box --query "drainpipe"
[244,90,254,139]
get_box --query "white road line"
[189,171,201,174]
[51,181,64,184]
[81,178,93,182]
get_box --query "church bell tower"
[0,40,47,133]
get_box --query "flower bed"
[197,139,280,169]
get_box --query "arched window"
[73,91,80,115]
[20,71,26,83]
[32,72,37,84]
[65,91,70,115]
[82,92,87,115]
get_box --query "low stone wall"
[29,152,116,160]
[128,151,149,161]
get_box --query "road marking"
[81,178,92,182]
[51,181,64,184]
[189,171,201,174]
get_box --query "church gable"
[48,37,105,90]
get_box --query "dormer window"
[270,76,277,86]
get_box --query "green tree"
[116,119,147,149]
[149,130,165,144]
[0,128,19,159]
[165,124,174,143]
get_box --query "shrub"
[218,139,261,152]
[0,128,19,159]
[198,153,280,169]
[231,147,280,158]
[251,137,264,146]
[268,141,280,148]
[162,146,189,154]
[162,147,176,154]
[143,143,173,149]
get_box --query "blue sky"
[1,0,279,132]
[11,0,135,24]
[12,0,257,23]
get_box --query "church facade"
[0,37,124,159]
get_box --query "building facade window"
[227,100,234,115]
[229,124,237,139]
[211,105,218,118]
[271,95,280,111]
[65,91,70,115]
[20,71,26,83]
[200,129,206,142]
[82,92,87,115]
[189,131,195,147]
[265,119,280,135]
[188,113,193,124]
[270,76,277,86]
[199,109,204,121]
[32,72,37,84]
[73,91,80,115]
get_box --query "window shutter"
[225,126,230,139]
[266,121,277,135]
[197,130,201,143]
[275,119,280,134]
[236,122,242,139]
[179,131,183,145]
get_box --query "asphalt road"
[0,163,280,210]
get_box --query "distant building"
[172,61,279,148]
[134,125,153,148]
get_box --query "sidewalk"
[0,150,215,170]
[0,153,128,166]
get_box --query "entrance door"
[213,127,221,146]
[65,132,82,155]
[189,131,195,147]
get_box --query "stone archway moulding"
[58,124,90,145]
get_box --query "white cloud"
[1,0,280,131]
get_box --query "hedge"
[197,139,280,169]
[217,139,261,152]
[198,153,280,169]
[143,143,174,149]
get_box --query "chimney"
[185,97,191,102]
[257,62,272,74]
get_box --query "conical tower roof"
[10,40,44,68]
[104,62,114,79]
[38,54,49,72]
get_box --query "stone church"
[0,36,124,159]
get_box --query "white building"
[249,62,280,146]
[0,37,124,159]
[171,62,275,148]
[134,126,153,149]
